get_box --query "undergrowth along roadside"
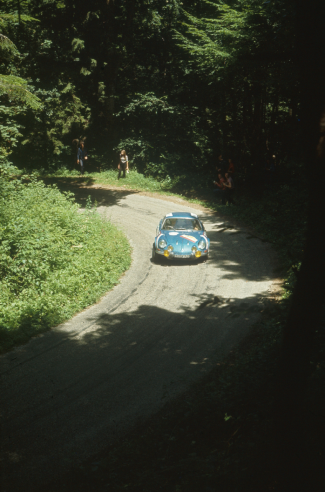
[0,170,131,353]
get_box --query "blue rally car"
[152,212,210,262]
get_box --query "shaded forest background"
[1,0,299,181]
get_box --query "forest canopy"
[0,0,299,178]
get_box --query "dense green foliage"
[0,170,131,352]
[0,0,299,177]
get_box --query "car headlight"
[158,238,167,248]
[198,240,206,250]
[167,245,173,252]
[191,246,197,253]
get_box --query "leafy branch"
[0,74,41,109]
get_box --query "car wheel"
[152,244,158,263]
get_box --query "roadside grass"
[0,175,131,353]
[34,167,211,195]
[94,169,170,192]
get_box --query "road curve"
[0,189,276,490]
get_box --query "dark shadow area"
[42,176,96,187]
[151,256,208,267]
[1,290,277,492]
[27,293,324,492]
[42,177,141,209]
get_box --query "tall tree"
[175,0,298,170]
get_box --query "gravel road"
[0,188,276,491]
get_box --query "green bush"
[0,171,131,352]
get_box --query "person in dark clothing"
[77,141,88,175]
[213,172,226,204]
[224,172,235,204]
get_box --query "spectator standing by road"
[224,172,235,204]
[77,141,88,175]
[118,150,129,179]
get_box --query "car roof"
[164,212,198,219]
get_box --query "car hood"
[160,230,208,252]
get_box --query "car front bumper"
[155,249,208,259]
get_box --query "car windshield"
[162,218,203,231]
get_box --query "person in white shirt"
[118,150,129,179]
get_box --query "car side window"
[193,220,200,230]
[164,219,174,229]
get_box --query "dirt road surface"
[0,188,277,490]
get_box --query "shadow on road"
[1,280,279,492]
[42,177,141,209]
